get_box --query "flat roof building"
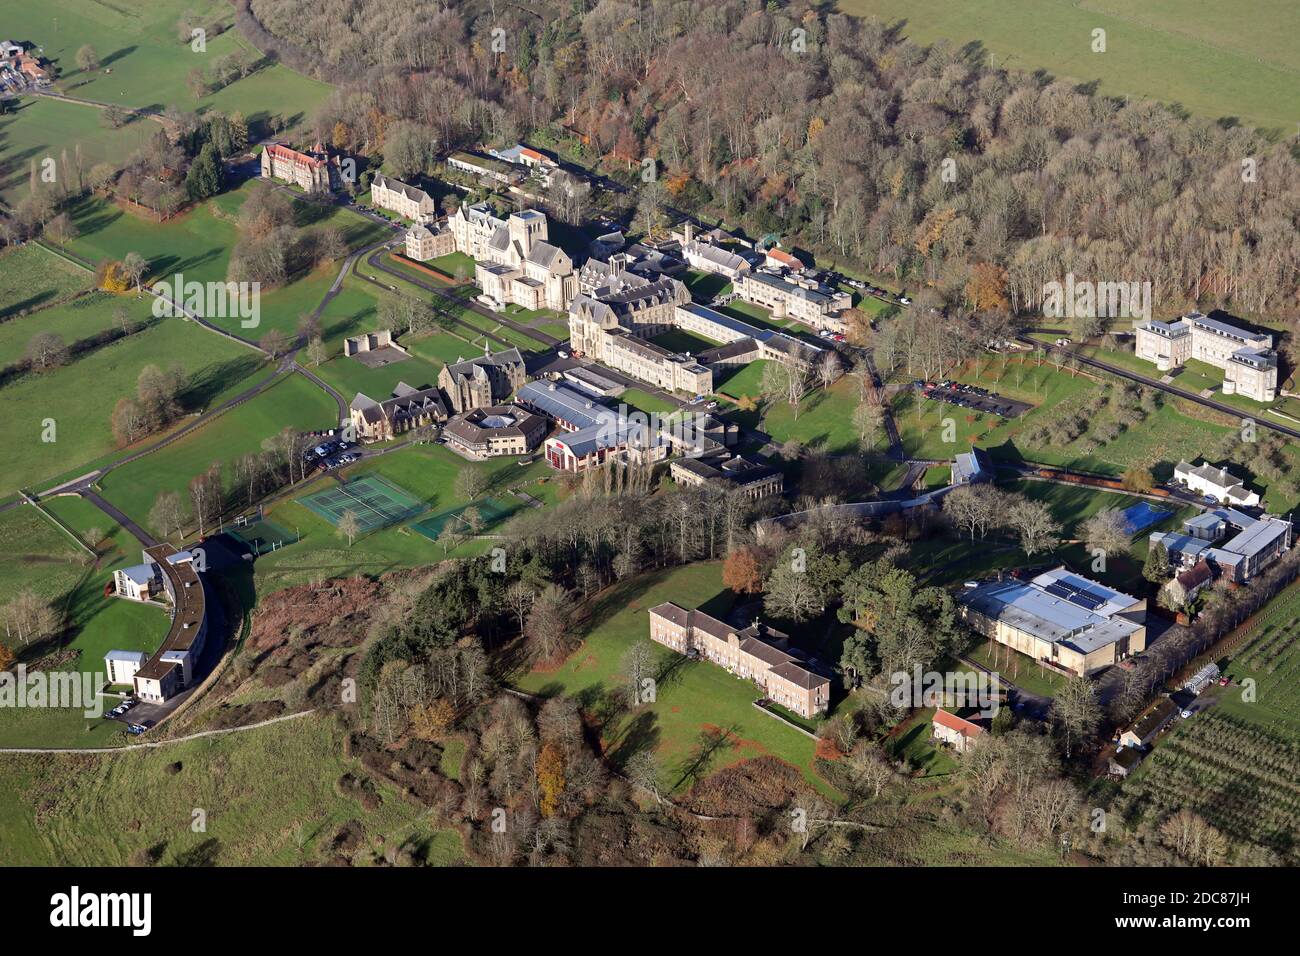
[958,567,1147,677]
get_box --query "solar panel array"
[1043,579,1107,611]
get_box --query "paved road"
[0,708,316,754]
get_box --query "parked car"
[1180,709,1193,719]
[557,350,569,359]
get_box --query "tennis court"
[298,474,427,533]
[228,518,299,555]
[409,497,517,541]
[1119,501,1174,535]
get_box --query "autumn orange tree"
[723,547,763,595]
[536,742,565,818]
[965,262,1009,311]
[0,641,15,672]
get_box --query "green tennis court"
[298,474,427,533]
[409,497,517,540]
[228,519,299,555]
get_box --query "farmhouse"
[669,454,783,499]
[1162,559,1215,608]
[370,173,436,220]
[442,405,547,459]
[1134,312,1278,402]
[648,602,830,718]
[1173,460,1261,508]
[350,382,448,442]
[1149,508,1291,584]
[957,567,1147,677]
[932,708,987,754]
[437,347,527,413]
[260,142,341,192]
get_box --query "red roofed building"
[764,246,804,273]
[260,142,341,193]
[932,708,987,754]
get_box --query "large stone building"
[437,204,576,311]
[1134,312,1278,402]
[648,603,831,718]
[437,347,528,413]
[733,270,851,332]
[405,222,456,261]
[260,142,341,192]
[370,172,436,220]
[350,382,448,442]
[957,567,1147,677]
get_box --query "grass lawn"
[0,243,91,319]
[716,359,772,401]
[763,376,862,454]
[514,561,840,799]
[66,193,238,287]
[0,290,152,368]
[0,98,157,206]
[683,269,731,301]
[651,328,722,354]
[0,0,330,135]
[98,371,338,533]
[836,0,1300,131]
[1,318,266,499]
[0,505,87,607]
[619,388,678,416]
[0,711,458,864]
[405,330,484,366]
[885,707,959,777]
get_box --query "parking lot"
[911,380,1031,418]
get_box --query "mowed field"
[1,315,268,500]
[838,0,1300,130]
[0,98,157,206]
[0,0,330,126]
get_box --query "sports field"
[408,497,518,541]
[298,474,427,534]
[837,0,1300,130]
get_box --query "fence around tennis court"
[298,474,427,533]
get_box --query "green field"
[0,712,462,865]
[0,97,159,206]
[838,0,1300,131]
[513,561,839,799]
[252,444,555,594]
[0,289,155,369]
[0,243,91,319]
[0,0,331,133]
[1222,585,1300,734]
[98,371,338,533]
[2,317,266,499]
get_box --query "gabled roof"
[934,708,985,739]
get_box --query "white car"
[898,296,911,305]
[557,350,569,359]
[1180,709,1193,719]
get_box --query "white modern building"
[1150,507,1291,584]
